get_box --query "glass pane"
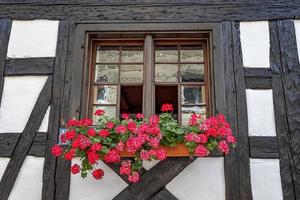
[155,64,178,82]
[181,86,205,105]
[121,46,143,63]
[95,64,118,83]
[120,86,143,114]
[94,85,117,104]
[120,65,143,82]
[181,106,206,126]
[93,106,116,124]
[155,46,178,62]
[180,64,204,82]
[96,46,119,63]
[180,46,204,62]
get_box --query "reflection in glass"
[96,46,119,63]
[155,64,178,82]
[121,46,143,63]
[181,86,205,104]
[180,64,204,82]
[93,106,116,124]
[180,46,203,62]
[181,106,206,126]
[120,65,143,82]
[155,46,178,62]
[94,85,117,104]
[95,64,118,83]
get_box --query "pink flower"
[197,134,208,144]
[65,130,76,140]
[71,164,80,174]
[116,141,124,151]
[136,113,144,120]
[185,133,197,142]
[92,169,104,180]
[87,150,99,164]
[128,171,139,183]
[60,134,67,143]
[67,119,80,127]
[106,121,115,129]
[73,135,90,150]
[195,145,209,157]
[218,140,229,154]
[120,160,131,175]
[94,109,105,116]
[155,149,167,160]
[115,125,127,134]
[81,118,93,126]
[149,115,159,125]
[121,113,129,120]
[127,121,137,132]
[188,113,201,126]
[90,143,102,152]
[99,129,110,137]
[64,148,76,160]
[51,145,62,157]
[227,135,236,144]
[103,149,121,163]
[148,137,160,148]
[140,150,150,160]
[87,128,96,137]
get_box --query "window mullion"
[143,35,154,118]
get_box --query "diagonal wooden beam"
[0,75,52,200]
[0,19,11,107]
[151,188,179,200]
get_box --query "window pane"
[120,86,143,115]
[181,106,206,126]
[155,64,178,82]
[180,64,204,82]
[155,46,178,62]
[180,46,204,62]
[155,86,178,115]
[96,46,119,63]
[120,65,143,82]
[94,85,117,104]
[95,64,118,83]
[93,106,116,123]
[181,86,205,105]
[121,46,143,63]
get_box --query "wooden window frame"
[70,23,225,157]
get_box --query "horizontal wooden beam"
[249,136,279,159]
[244,67,272,78]
[4,57,54,76]
[0,132,46,157]
[244,68,272,89]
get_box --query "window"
[88,33,211,125]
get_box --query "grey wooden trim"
[0,19,11,107]
[0,132,46,157]
[151,188,179,200]
[269,20,297,200]
[4,57,54,76]
[245,77,272,89]
[249,136,279,159]
[42,20,71,200]
[0,75,52,200]
[0,3,299,21]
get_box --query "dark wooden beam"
[244,67,272,78]
[42,20,71,200]
[244,67,272,89]
[4,57,54,76]
[0,132,46,157]
[0,75,52,200]
[0,3,299,21]
[249,136,279,159]
[0,19,11,107]
[269,20,297,200]
[151,188,179,200]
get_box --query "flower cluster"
[51,104,236,183]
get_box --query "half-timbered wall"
[0,1,299,200]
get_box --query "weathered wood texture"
[0,2,299,21]
[249,136,279,158]
[0,19,11,107]
[0,75,52,200]
[152,188,179,200]
[0,132,46,157]
[42,20,71,200]
[244,67,272,89]
[222,21,252,200]
[4,57,54,76]
[269,20,298,200]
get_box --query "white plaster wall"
[0,157,10,180]
[70,159,128,200]
[294,20,300,61]
[246,89,276,136]
[0,76,48,133]
[9,156,44,200]
[143,160,160,170]
[38,106,51,132]
[7,20,59,58]
[250,159,283,200]
[240,21,270,68]
[166,157,225,200]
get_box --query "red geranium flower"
[105,121,115,129]
[115,125,127,134]
[51,145,62,157]
[161,103,174,112]
[121,113,129,120]
[87,128,97,137]
[64,148,76,160]
[65,130,76,140]
[71,164,80,174]
[90,143,102,152]
[92,169,104,180]
[99,129,110,137]
[94,109,105,116]
[136,113,144,120]
[128,171,139,183]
